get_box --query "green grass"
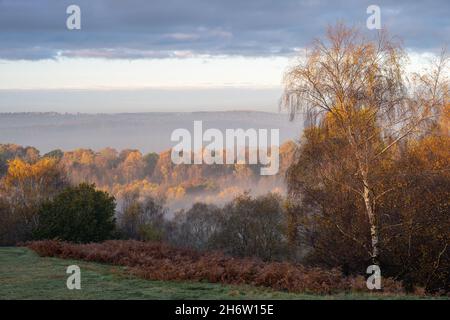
[0,247,442,300]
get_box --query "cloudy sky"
[0,0,448,112]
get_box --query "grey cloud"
[0,0,448,60]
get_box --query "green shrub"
[33,183,116,243]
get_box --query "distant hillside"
[0,111,302,154]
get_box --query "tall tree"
[281,24,448,265]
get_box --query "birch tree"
[281,24,448,265]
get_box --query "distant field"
[0,247,440,300]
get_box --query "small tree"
[117,192,166,241]
[170,202,222,250]
[1,157,68,242]
[34,183,116,243]
[213,193,288,261]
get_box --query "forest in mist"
[0,140,296,212]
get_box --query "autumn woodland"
[0,25,449,296]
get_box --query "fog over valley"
[0,111,301,154]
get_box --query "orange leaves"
[407,134,450,171]
[439,103,450,136]
[2,157,67,213]
[5,157,60,187]
[4,158,31,184]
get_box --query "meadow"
[0,247,436,300]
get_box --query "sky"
[0,0,449,113]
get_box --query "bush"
[33,183,116,243]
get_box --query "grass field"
[0,247,442,300]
